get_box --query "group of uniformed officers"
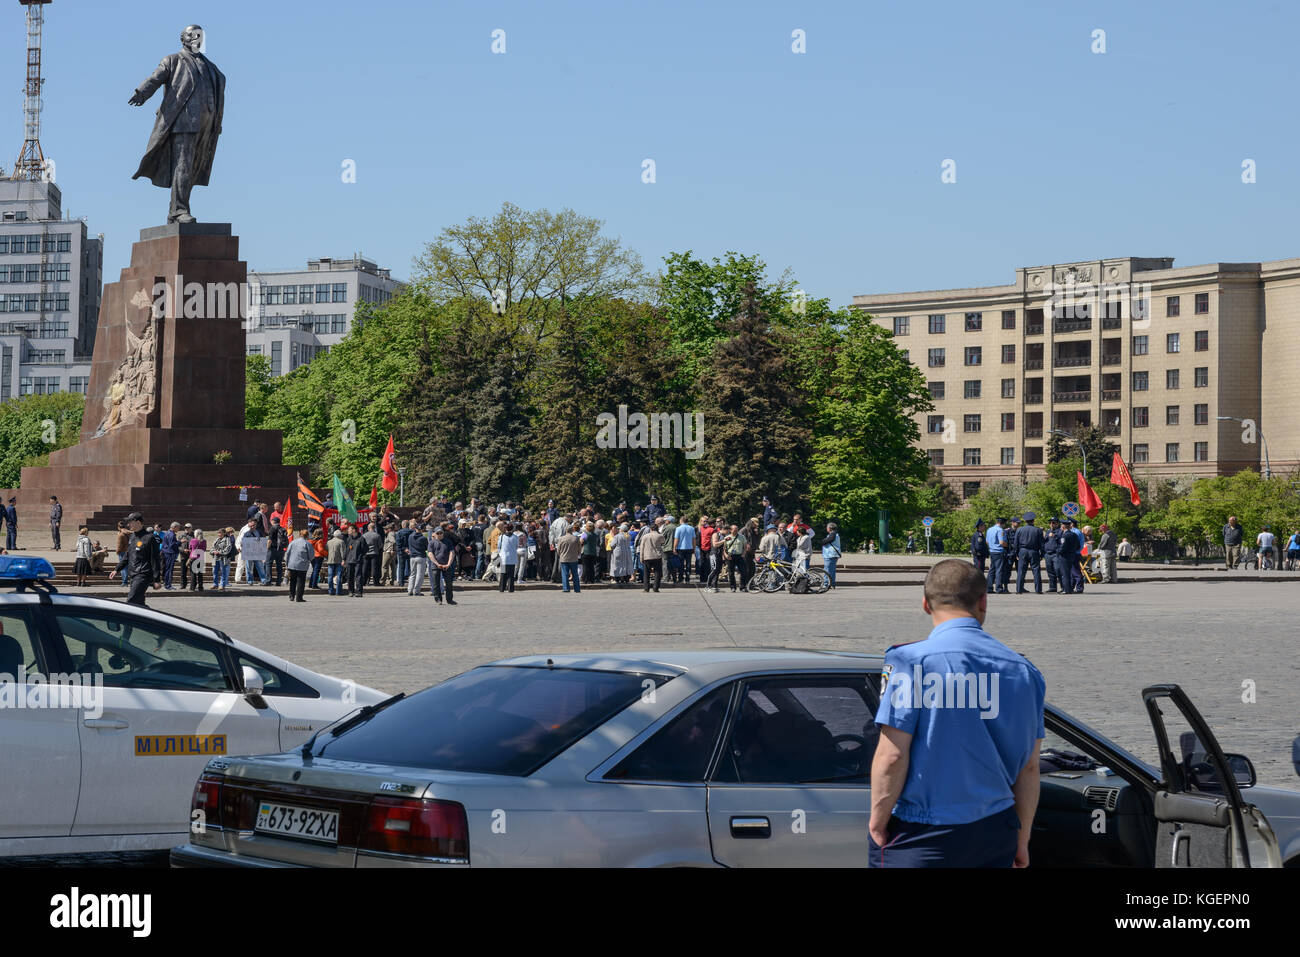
[970,512,1093,595]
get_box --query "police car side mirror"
[241,664,264,698]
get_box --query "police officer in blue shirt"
[869,559,1046,867]
[985,517,1009,594]
[1057,518,1082,594]
[1013,512,1045,594]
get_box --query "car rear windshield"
[317,665,670,776]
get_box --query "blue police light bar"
[0,555,56,581]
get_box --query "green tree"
[692,285,812,524]
[0,392,85,488]
[244,354,276,430]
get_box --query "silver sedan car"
[170,649,1300,867]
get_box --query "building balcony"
[1103,425,1121,436]
[1024,358,1044,370]
[1025,394,1043,405]
[1053,355,1091,368]
[1101,390,1121,402]
[1024,428,1043,439]
[1052,391,1091,403]
[1101,354,1121,366]
[1053,319,1092,334]
[1102,317,1123,330]
[1026,323,1044,336]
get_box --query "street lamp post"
[1217,416,1271,479]
[397,467,406,507]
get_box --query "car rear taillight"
[191,772,224,831]
[360,797,469,861]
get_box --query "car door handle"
[83,717,129,730]
[730,816,771,838]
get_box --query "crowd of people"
[92,493,846,602]
[968,513,1126,595]
[1221,516,1300,570]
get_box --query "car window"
[713,675,879,785]
[0,609,45,679]
[318,665,670,776]
[236,653,319,698]
[53,610,232,692]
[605,683,732,783]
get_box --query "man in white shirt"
[497,524,519,593]
[1256,526,1277,570]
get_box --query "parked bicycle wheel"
[804,568,830,594]
[746,569,771,593]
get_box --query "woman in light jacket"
[819,522,842,589]
[609,524,634,585]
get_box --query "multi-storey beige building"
[854,257,1299,498]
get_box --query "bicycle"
[748,556,830,594]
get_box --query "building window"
[928,314,945,334]
[1132,443,1149,463]
[316,284,330,303]
[1001,412,1015,431]
[246,344,262,355]
[1001,344,1015,364]
[963,449,981,466]
[1194,366,1208,388]
[892,316,910,336]
[1194,330,1208,351]
[18,376,32,395]
[963,414,981,433]
[1001,378,1015,398]
[68,376,88,394]
[1002,310,1016,330]
[928,448,944,467]
[1166,369,1180,390]
[266,285,281,305]
[26,237,39,252]
[332,283,348,303]
[928,381,945,400]
[1194,403,1208,425]
[1166,333,1179,353]
[1001,447,1015,465]
[0,238,7,254]
[965,312,982,332]
[1166,405,1179,426]
[1194,293,1209,314]
[964,346,981,366]
[57,233,71,252]
[299,284,314,304]
[1132,335,1148,355]
[1166,296,1180,317]
[1194,441,1208,462]
[962,480,980,498]
[283,286,297,305]
[271,340,282,376]
[1133,371,1149,391]
[1133,407,1148,428]
[330,314,346,334]
[964,380,981,399]
[927,415,946,434]
[1166,443,1180,463]
[928,348,945,367]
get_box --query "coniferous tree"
[692,284,812,524]
[469,342,533,504]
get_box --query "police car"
[172,649,1300,868]
[0,556,387,857]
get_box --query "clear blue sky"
[13,0,1300,306]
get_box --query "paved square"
[138,578,1300,787]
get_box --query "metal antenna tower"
[12,1,53,181]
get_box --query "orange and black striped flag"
[297,474,324,521]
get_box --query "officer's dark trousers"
[1055,555,1074,593]
[126,576,151,606]
[1070,561,1084,592]
[868,806,1020,868]
[1044,553,1058,591]
[986,553,1006,592]
[1016,550,1042,593]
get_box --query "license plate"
[254,801,339,844]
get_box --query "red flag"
[1109,452,1140,506]
[1078,471,1103,519]
[381,435,399,492]
[282,497,293,534]
[369,484,379,510]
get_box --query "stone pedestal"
[4,224,302,532]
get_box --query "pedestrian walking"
[285,528,312,602]
[112,513,163,605]
[869,559,1045,868]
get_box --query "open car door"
[1142,684,1280,867]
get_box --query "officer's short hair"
[923,559,986,613]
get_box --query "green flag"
[332,473,359,523]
